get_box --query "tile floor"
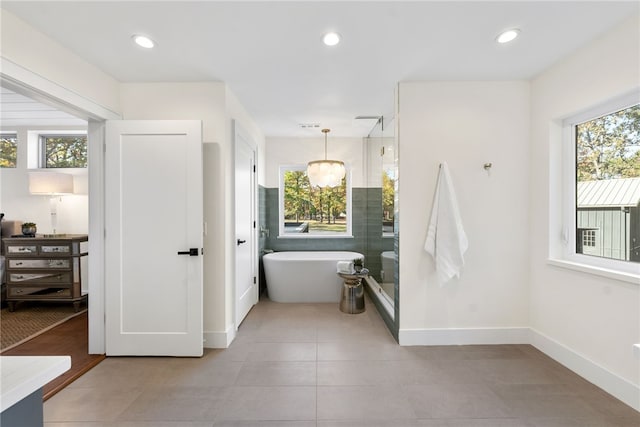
[44,296,640,426]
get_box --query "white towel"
[336,260,354,274]
[424,162,468,286]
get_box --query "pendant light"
[307,128,346,188]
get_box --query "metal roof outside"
[577,177,640,208]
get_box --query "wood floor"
[2,311,105,400]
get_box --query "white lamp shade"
[29,172,74,195]
[307,160,346,188]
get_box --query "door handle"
[237,239,247,245]
[177,248,199,256]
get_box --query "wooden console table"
[2,235,88,312]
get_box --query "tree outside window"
[382,170,395,234]
[41,134,87,168]
[576,104,639,181]
[0,133,18,168]
[282,169,348,235]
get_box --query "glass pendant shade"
[307,159,346,187]
[307,128,346,188]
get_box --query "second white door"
[234,121,258,327]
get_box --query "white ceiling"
[1,1,637,137]
[0,87,87,128]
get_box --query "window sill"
[277,234,354,239]
[547,258,640,285]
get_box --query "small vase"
[22,225,37,236]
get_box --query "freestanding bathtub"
[263,251,364,303]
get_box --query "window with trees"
[574,102,639,264]
[40,134,87,168]
[0,133,18,168]
[279,166,351,237]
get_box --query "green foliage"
[44,135,87,168]
[576,104,639,181]
[382,171,395,221]
[0,135,18,168]
[283,169,347,232]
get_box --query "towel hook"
[483,162,492,171]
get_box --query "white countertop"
[0,356,71,412]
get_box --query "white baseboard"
[203,324,237,349]
[530,328,640,412]
[398,327,530,346]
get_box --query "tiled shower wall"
[258,186,393,295]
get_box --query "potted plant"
[353,257,364,273]
[22,222,37,236]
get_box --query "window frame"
[557,92,640,280]
[278,164,353,239]
[38,131,87,169]
[0,132,18,168]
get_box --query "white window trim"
[549,90,640,284]
[278,164,353,239]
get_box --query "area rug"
[0,302,88,352]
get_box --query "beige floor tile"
[317,385,416,420]
[116,386,229,422]
[318,420,426,427]
[417,420,527,426]
[216,386,316,421]
[490,383,602,418]
[246,324,318,343]
[523,417,640,426]
[163,360,243,387]
[44,423,114,427]
[405,383,512,419]
[245,342,317,361]
[317,340,420,361]
[44,387,143,422]
[235,361,316,386]
[44,424,215,427]
[213,421,316,427]
[67,357,172,389]
[463,358,564,385]
[317,359,441,386]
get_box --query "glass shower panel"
[365,117,396,314]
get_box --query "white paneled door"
[234,121,258,327]
[105,120,203,356]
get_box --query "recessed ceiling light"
[132,34,155,49]
[323,32,341,46]
[496,29,520,44]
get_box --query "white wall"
[0,126,88,235]
[265,136,365,188]
[0,10,120,115]
[398,81,531,341]
[529,15,640,408]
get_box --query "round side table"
[337,272,366,314]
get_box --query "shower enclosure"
[363,115,398,338]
